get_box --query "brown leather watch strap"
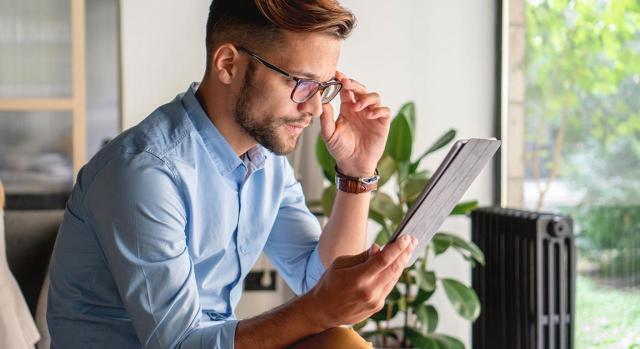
[334,166,379,194]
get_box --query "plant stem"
[402,270,410,347]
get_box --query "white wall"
[119,0,210,129]
[119,1,497,346]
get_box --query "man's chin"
[265,133,302,156]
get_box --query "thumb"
[331,247,372,269]
[319,103,335,141]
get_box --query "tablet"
[387,138,501,265]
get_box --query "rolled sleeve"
[263,158,326,295]
[85,152,236,349]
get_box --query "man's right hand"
[306,234,418,328]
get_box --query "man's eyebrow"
[289,69,335,82]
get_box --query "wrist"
[297,290,334,331]
[335,164,376,178]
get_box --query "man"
[47,0,417,348]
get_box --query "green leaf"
[411,288,435,307]
[370,302,399,321]
[401,175,429,206]
[406,328,465,349]
[433,232,485,265]
[315,135,336,183]
[377,154,397,187]
[412,129,457,168]
[398,101,416,136]
[375,228,390,246]
[370,192,404,224]
[441,278,481,321]
[353,319,368,332]
[385,112,413,162]
[431,235,452,256]
[321,186,336,217]
[387,286,401,302]
[404,327,442,349]
[450,200,478,215]
[369,210,387,229]
[415,269,436,292]
[416,304,439,333]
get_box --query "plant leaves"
[401,175,429,206]
[353,319,368,332]
[370,302,399,322]
[385,112,413,162]
[433,232,485,265]
[415,269,436,292]
[370,192,404,224]
[375,228,390,246]
[315,135,336,183]
[321,186,336,218]
[416,304,438,333]
[441,278,481,321]
[431,234,452,256]
[377,154,397,187]
[450,200,479,215]
[410,129,457,173]
[406,328,465,349]
[398,101,416,136]
[369,210,387,229]
[411,288,435,307]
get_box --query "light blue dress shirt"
[47,83,326,348]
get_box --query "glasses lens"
[320,83,342,104]
[292,80,319,103]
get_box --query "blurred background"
[0,0,638,348]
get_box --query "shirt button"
[239,244,248,254]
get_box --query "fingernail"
[401,235,411,247]
[411,237,418,247]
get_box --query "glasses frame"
[237,46,342,104]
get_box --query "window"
[503,0,640,347]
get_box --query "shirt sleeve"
[263,157,327,295]
[85,152,237,349]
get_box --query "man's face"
[232,32,341,155]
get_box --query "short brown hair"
[205,0,356,68]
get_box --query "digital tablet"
[387,138,501,265]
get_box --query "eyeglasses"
[237,46,342,104]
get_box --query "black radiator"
[471,207,575,349]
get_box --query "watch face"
[361,175,380,185]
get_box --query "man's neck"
[195,80,257,157]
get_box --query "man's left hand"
[319,71,391,178]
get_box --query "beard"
[232,62,311,155]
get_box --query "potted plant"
[314,102,485,349]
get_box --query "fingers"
[363,105,391,120]
[319,103,336,141]
[374,239,415,287]
[341,77,368,96]
[332,243,381,270]
[364,235,416,273]
[354,92,381,112]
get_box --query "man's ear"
[212,44,241,85]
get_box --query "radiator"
[471,207,575,349]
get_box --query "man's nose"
[297,91,324,118]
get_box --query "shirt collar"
[181,82,269,176]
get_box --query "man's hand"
[307,235,417,328]
[319,71,391,177]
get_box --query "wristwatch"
[334,165,380,194]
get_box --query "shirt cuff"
[180,319,239,349]
[303,244,326,293]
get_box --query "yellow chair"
[288,327,373,349]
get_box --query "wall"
[119,1,497,346]
[119,0,210,129]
